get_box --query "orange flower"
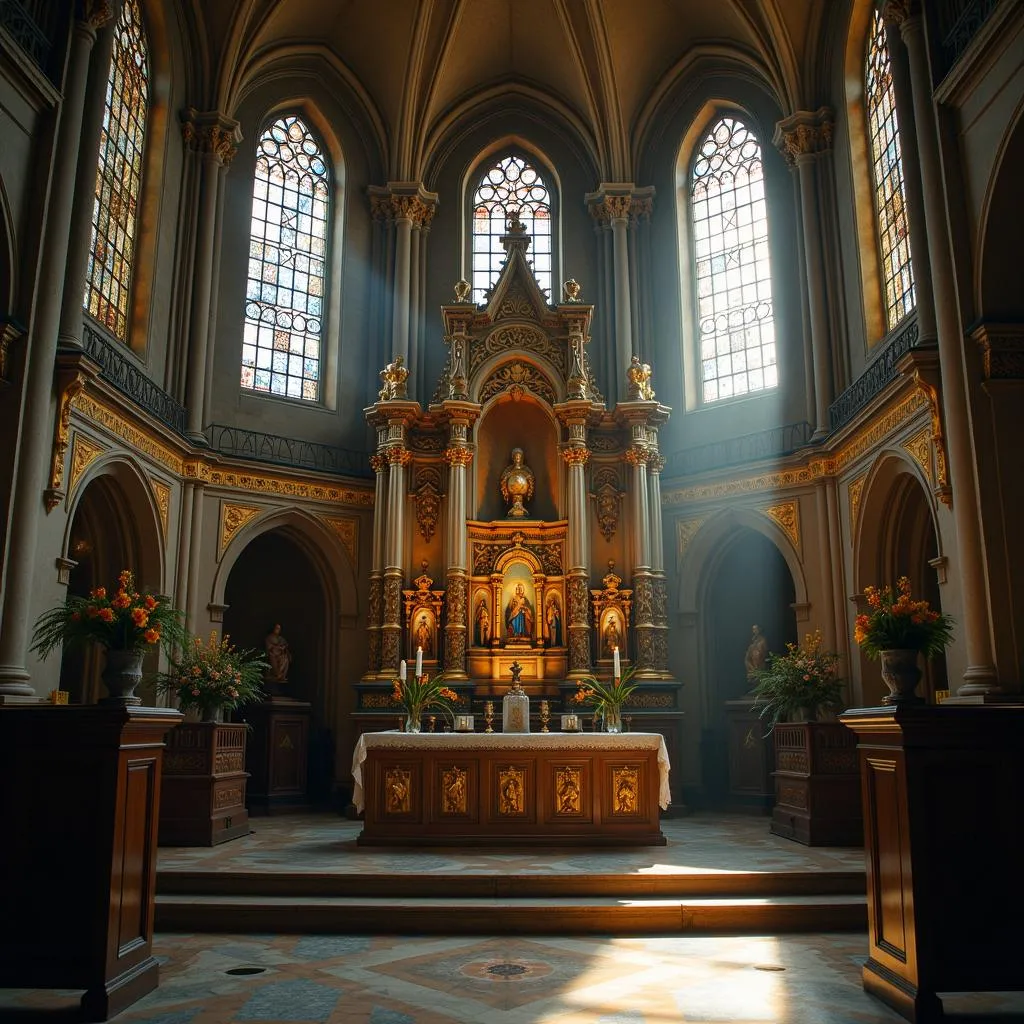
[143,628,160,644]
[112,592,131,610]
[439,687,459,701]
[90,586,107,600]
[98,607,115,623]
[131,608,149,627]
[144,595,158,611]
[70,611,81,622]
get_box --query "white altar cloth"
[351,731,671,813]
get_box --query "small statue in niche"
[545,594,563,647]
[505,583,534,639]
[414,613,433,658]
[744,624,769,680]
[603,615,621,659]
[378,355,409,401]
[474,598,490,647]
[626,354,656,401]
[500,447,535,518]
[264,623,291,683]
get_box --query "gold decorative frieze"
[150,478,171,540]
[611,766,640,815]
[440,767,468,815]
[219,503,261,556]
[72,391,185,473]
[479,361,557,405]
[68,434,106,498]
[320,515,358,565]
[762,501,800,553]
[384,767,412,814]
[204,468,374,506]
[675,517,706,564]
[662,390,928,505]
[555,766,583,815]
[903,428,932,483]
[849,475,865,540]
[497,767,525,815]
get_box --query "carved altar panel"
[402,569,445,666]
[590,564,633,667]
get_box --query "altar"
[352,731,670,846]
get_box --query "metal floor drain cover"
[226,966,267,976]
[486,963,528,978]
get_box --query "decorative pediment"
[483,218,554,319]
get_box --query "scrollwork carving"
[479,361,557,406]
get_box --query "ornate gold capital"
[369,453,387,474]
[386,446,413,466]
[443,447,474,467]
[623,446,650,466]
[80,0,113,29]
[181,109,242,166]
[0,319,23,382]
[561,447,591,466]
[585,186,656,226]
[773,109,834,166]
[368,184,439,228]
[881,0,914,26]
[648,454,666,474]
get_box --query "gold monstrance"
[500,447,535,518]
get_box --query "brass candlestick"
[484,700,494,733]
[539,699,550,733]
[427,714,437,733]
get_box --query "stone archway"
[60,458,166,705]
[855,452,948,705]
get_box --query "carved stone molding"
[0,318,24,383]
[67,433,106,499]
[848,475,866,541]
[903,428,933,483]
[675,517,706,565]
[761,501,801,553]
[772,108,835,165]
[367,183,439,228]
[590,466,624,542]
[320,515,358,565]
[973,323,1024,381]
[479,361,557,406]
[219,503,261,556]
[585,185,656,227]
[46,372,88,512]
[414,470,443,542]
[181,108,242,166]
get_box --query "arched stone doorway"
[223,529,333,800]
[60,461,165,704]
[698,526,797,806]
[856,455,948,705]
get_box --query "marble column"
[0,6,108,696]
[380,444,411,678]
[181,109,240,442]
[364,451,387,678]
[626,441,656,676]
[900,12,999,695]
[881,2,937,344]
[58,10,118,350]
[774,110,835,437]
[443,423,473,679]
[184,482,205,634]
[563,442,592,678]
[646,433,670,677]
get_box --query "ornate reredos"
[434,223,604,410]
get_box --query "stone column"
[646,434,670,677]
[625,440,657,676]
[900,12,999,695]
[380,444,411,678]
[881,2,937,344]
[774,110,835,437]
[562,441,592,678]
[184,482,205,634]
[364,451,388,678]
[181,109,240,442]
[368,184,437,369]
[58,9,118,350]
[443,422,473,680]
[0,5,108,696]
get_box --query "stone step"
[155,892,867,936]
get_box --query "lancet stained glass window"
[242,115,329,401]
[866,8,915,330]
[471,155,551,304]
[84,0,149,342]
[691,117,776,404]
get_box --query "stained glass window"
[867,8,915,330]
[84,0,149,342]
[471,155,551,304]
[241,115,330,402]
[691,117,776,404]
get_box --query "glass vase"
[201,705,224,723]
[604,706,623,734]
[405,710,422,733]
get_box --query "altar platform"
[154,811,868,937]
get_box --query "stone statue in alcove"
[744,624,768,680]
[264,623,292,683]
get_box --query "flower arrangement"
[391,671,460,731]
[750,629,844,731]
[31,569,184,659]
[158,631,267,717]
[572,665,640,731]
[854,577,954,659]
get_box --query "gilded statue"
[500,447,535,518]
[474,597,490,647]
[505,584,534,639]
[378,355,409,401]
[603,615,621,658]
[626,354,656,401]
[744,624,768,680]
[264,623,291,683]
[414,613,433,658]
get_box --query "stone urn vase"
[879,649,925,705]
[99,648,144,706]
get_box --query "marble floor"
[4,931,1023,1023]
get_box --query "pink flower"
[191,688,200,696]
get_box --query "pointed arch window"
[471,155,552,304]
[84,0,149,342]
[691,117,776,404]
[241,115,330,402]
[866,7,915,330]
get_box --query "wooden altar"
[352,732,670,846]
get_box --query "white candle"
[399,660,407,681]
[416,646,423,678]
[613,646,621,679]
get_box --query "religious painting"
[410,608,436,660]
[502,563,535,642]
[544,590,564,647]
[472,589,491,647]
[600,608,624,659]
